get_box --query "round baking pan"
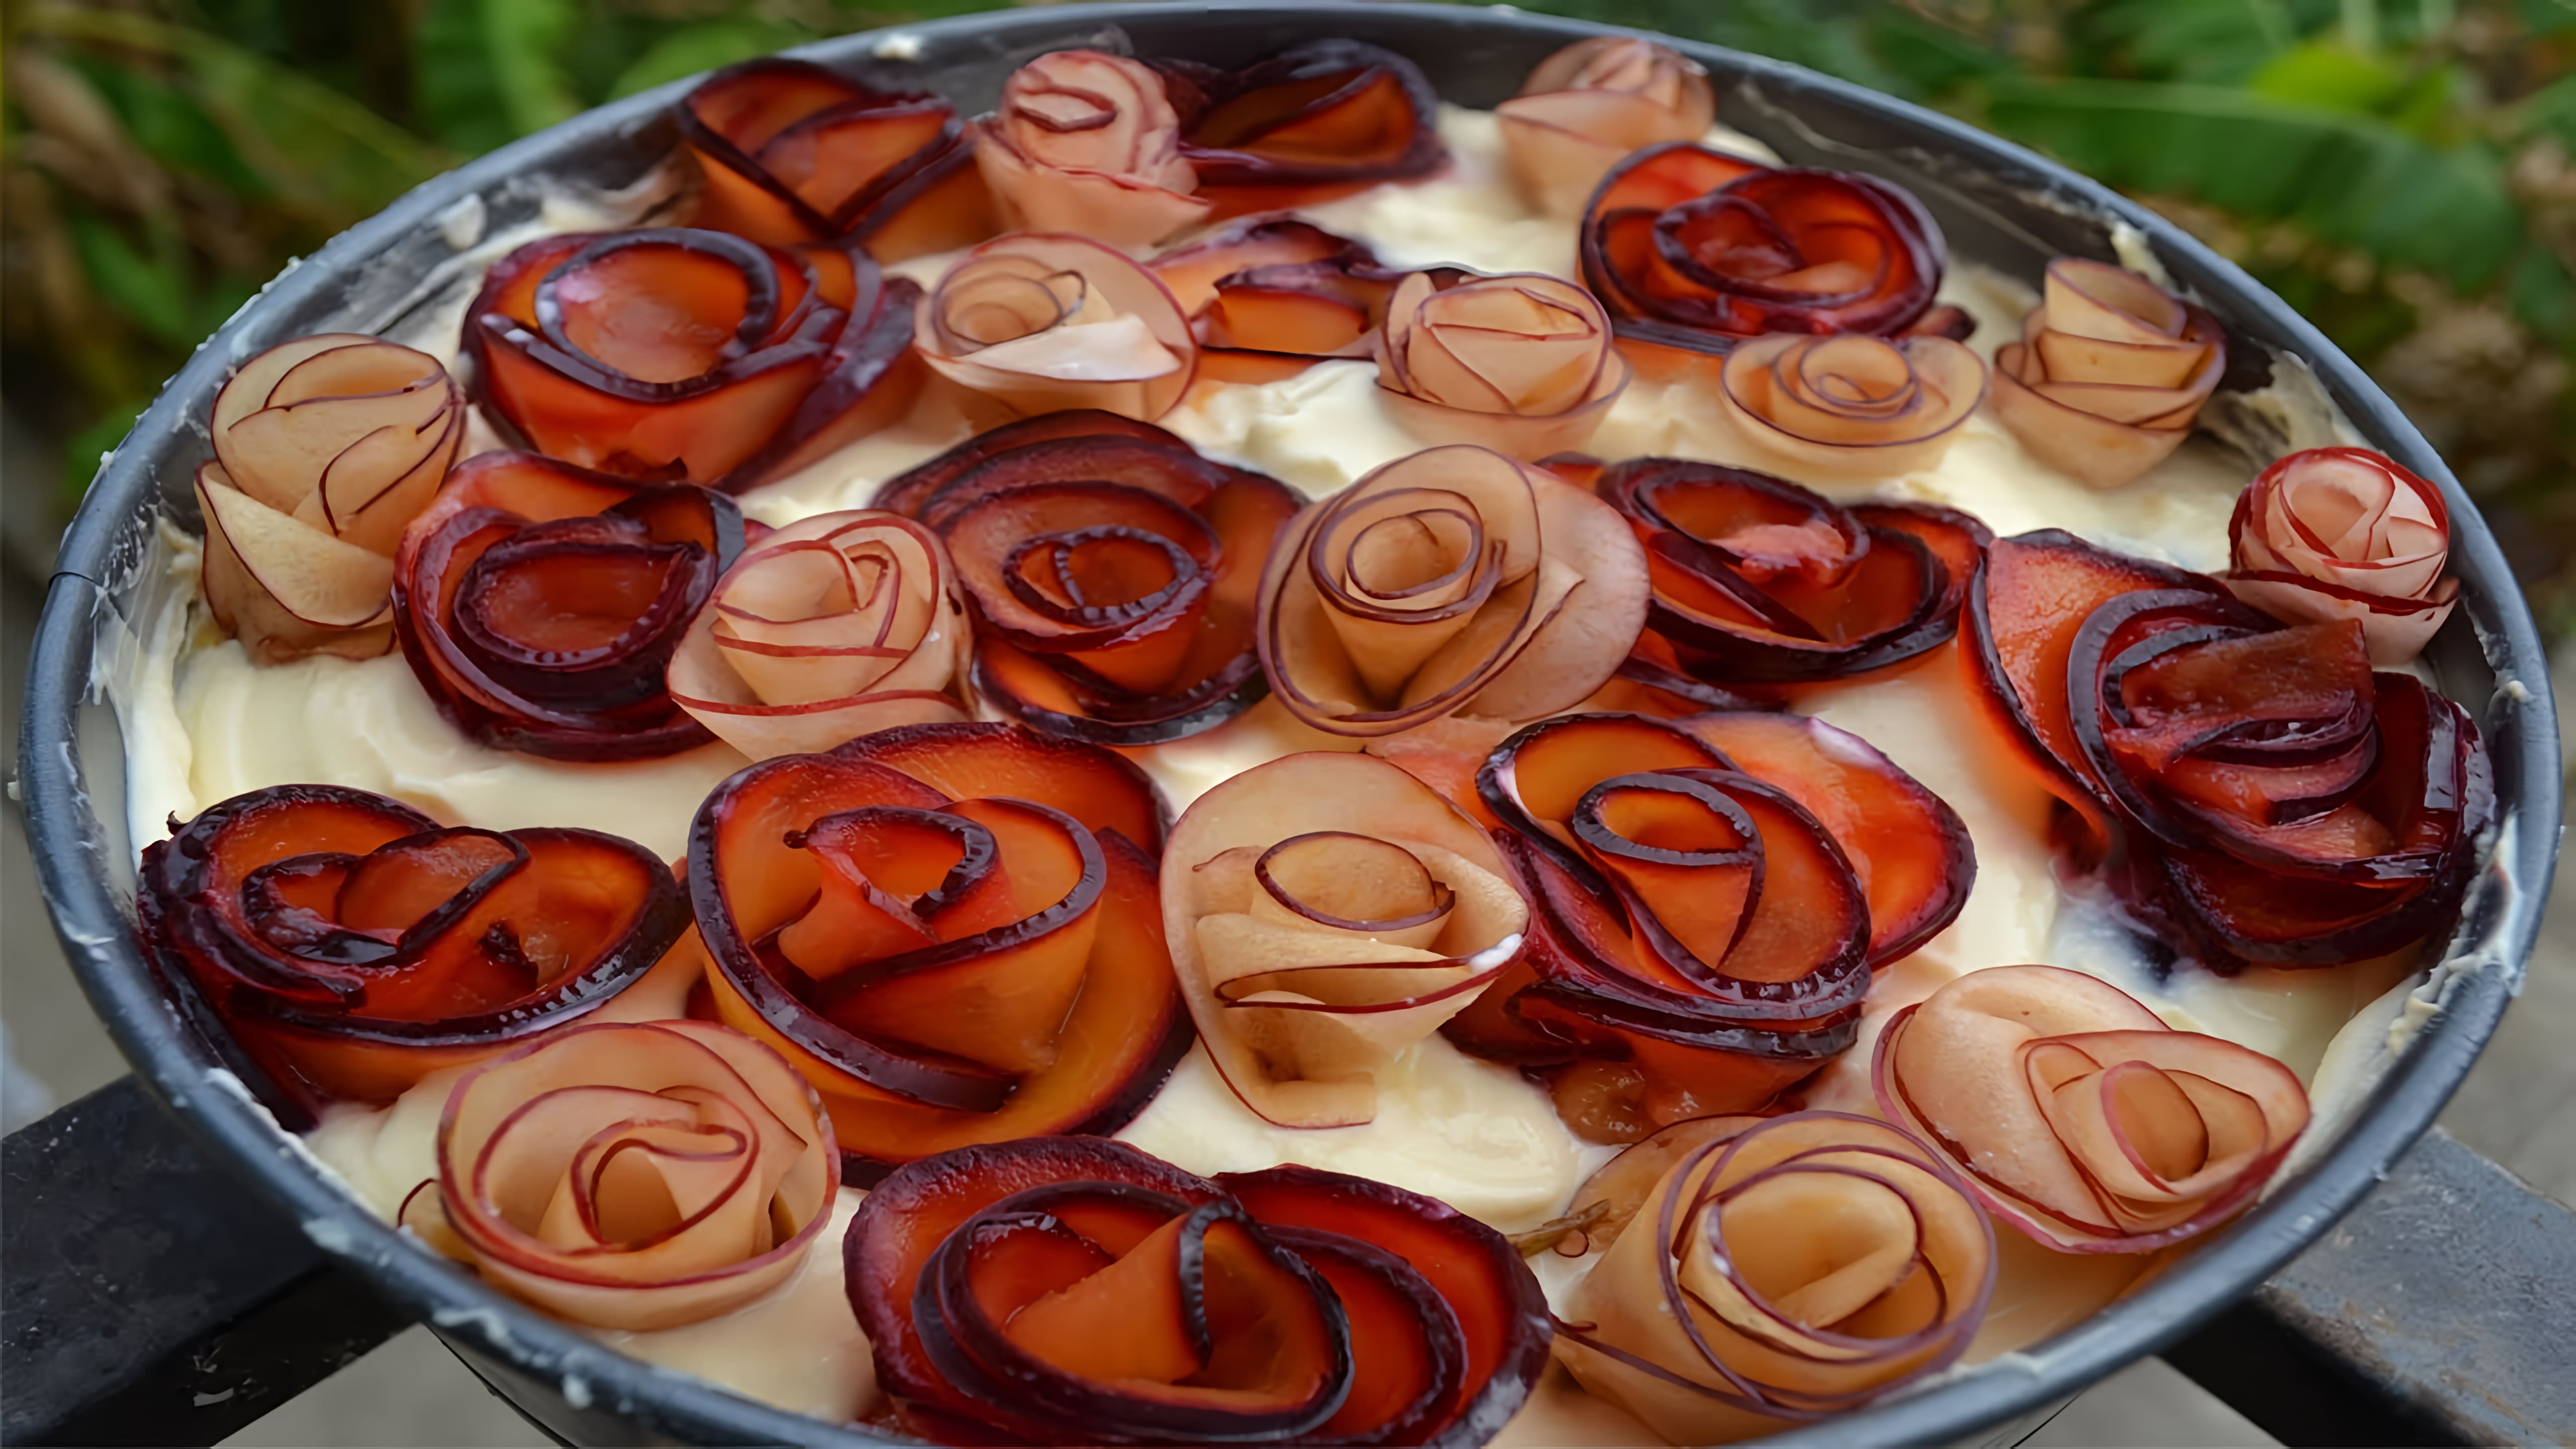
[17,3,2561,1444]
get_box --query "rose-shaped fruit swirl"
[391,451,745,762]
[872,412,1304,745]
[977,50,1210,250]
[679,57,994,260]
[1256,444,1651,736]
[397,1019,834,1330]
[466,227,922,493]
[665,509,971,760]
[1875,965,2310,1252]
[1498,37,1717,218]
[1554,1112,1994,1444]
[1967,529,2489,968]
[1581,142,1963,360]
[1374,270,1634,461]
[196,334,466,662]
[689,721,1184,1179]
[2224,446,2459,666]
[1719,332,1988,478]
[1597,457,1990,690]
[846,1137,1552,1446]
[1152,40,1448,215]
[916,232,1199,422]
[1151,216,1406,384]
[139,783,688,1121]
[1161,751,1533,1129]
[1442,711,1972,1142]
[1990,259,2226,490]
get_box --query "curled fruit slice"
[393,451,744,761]
[847,1136,1549,1446]
[689,722,1184,1177]
[403,1020,834,1329]
[1155,40,1447,214]
[874,412,1303,745]
[1876,964,2310,1251]
[2225,446,2459,667]
[1719,333,1987,478]
[1581,144,1949,359]
[665,509,970,760]
[977,50,1210,249]
[1374,271,1633,461]
[198,335,465,662]
[1151,216,1401,384]
[679,58,993,259]
[1968,530,2489,968]
[1450,713,1876,1136]
[1600,457,1989,689]
[916,232,1198,422]
[466,228,922,492]
[1990,259,2225,490]
[139,783,688,1119]
[1557,1111,1994,1443]
[1256,445,1650,736]
[1498,37,1716,217]
[1162,752,1531,1128]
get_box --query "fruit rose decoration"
[1556,1112,1993,1442]
[393,451,744,761]
[678,58,994,261]
[848,1137,1551,1446]
[1374,270,1633,460]
[1152,216,1402,383]
[1581,143,1963,360]
[689,721,1185,1178]
[1968,530,2488,968]
[1876,966,2309,1252]
[976,50,1211,250]
[1154,40,1447,215]
[873,412,1303,746]
[399,1020,834,1330]
[2224,446,2458,666]
[1445,712,1970,1140]
[1990,259,2225,489]
[1720,333,1988,478]
[139,783,688,1120]
[1162,752,1531,1129]
[666,509,970,760]
[915,233,1197,422]
[196,334,465,663]
[1256,444,1651,736]
[466,228,921,493]
[1598,457,1990,689]
[1498,37,1717,217]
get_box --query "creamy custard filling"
[117,101,2444,1436]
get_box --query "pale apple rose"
[975,50,1211,250]
[1498,37,1716,216]
[2225,446,2458,666]
[1373,270,1631,460]
[197,334,464,662]
[1719,332,1986,478]
[915,232,1198,421]
[667,510,971,759]
[1990,259,2226,490]
[401,1019,836,1331]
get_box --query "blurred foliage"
[5,0,2575,631]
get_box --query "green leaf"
[2508,243,2576,346]
[1979,76,2523,289]
[2247,39,2406,113]
[480,0,582,137]
[62,53,268,197]
[2508,73,2576,150]
[63,209,191,347]
[2069,0,2327,86]
[609,19,812,100]
[413,0,520,155]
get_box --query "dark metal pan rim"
[16,3,2559,1445]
